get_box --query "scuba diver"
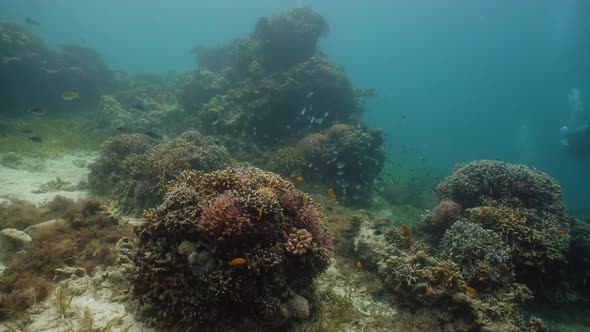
[561,124,590,167]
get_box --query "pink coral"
[285,228,313,255]
[432,200,463,232]
[280,189,304,214]
[296,205,333,253]
[197,194,253,241]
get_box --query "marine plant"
[130,167,332,330]
[0,197,133,320]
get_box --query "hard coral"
[131,167,332,329]
[431,199,463,233]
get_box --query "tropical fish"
[426,286,433,296]
[27,107,46,116]
[555,229,568,235]
[61,91,80,100]
[257,208,263,220]
[228,258,247,266]
[28,136,42,143]
[356,260,362,269]
[463,284,477,296]
[144,131,160,139]
[303,195,309,205]
[295,176,304,182]
[25,17,39,26]
[327,188,335,198]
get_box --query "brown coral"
[285,228,313,255]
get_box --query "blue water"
[2,0,589,209]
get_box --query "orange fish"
[463,284,477,296]
[554,229,567,235]
[257,208,263,220]
[295,176,304,182]
[356,260,362,269]
[229,258,247,266]
[327,188,335,198]
[303,195,309,205]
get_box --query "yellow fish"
[303,195,309,205]
[228,258,246,266]
[463,284,477,296]
[257,208,263,220]
[61,91,80,100]
[425,286,433,296]
[327,188,335,198]
[356,260,362,269]
[554,229,567,235]
[295,176,304,182]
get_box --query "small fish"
[27,107,46,116]
[28,136,42,143]
[301,107,306,115]
[555,229,568,235]
[212,118,220,125]
[308,163,313,168]
[61,91,80,100]
[25,17,39,26]
[115,125,127,132]
[463,284,477,296]
[324,112,329,118]
[295,176,304,182]
[352,195,360,200]
[228,257,247,266]
[257,208,263,220]
[336,161,345,169]
[130,102,145,110]
[303,195,309,205]
[401,115,407,120]
[327,188,335,198]
[355,185,361,190]
[310,115,315,123]
[143,131,159,139]
[316,117,323,125]
[426,287,433,296]
[337,170,344,176]
[306,91,315,98]
[356,261,362,269]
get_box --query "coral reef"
[353,211,545,331]
[177,8,373,147]
[130,167,332,329]
[0,22,118,115]
[431,199,463,233]
[88,130,231,214]
[266,147,306,178]
[297,124,385,206]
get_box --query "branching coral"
[440,219,514,290]
[130,167,332,329]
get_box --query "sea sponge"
[130,167,332,329]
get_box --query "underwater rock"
[0,152,21,169]
[23,218,67,238]
[130,167,332,329]
[0,228,32,257]
[54,266,89,296]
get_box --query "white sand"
[0,152,96,205]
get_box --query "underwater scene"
[0,1,589,331]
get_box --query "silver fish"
[337,170,344,176]
[336,161,345,169]
[301,107,306,115]
[306,91,315,98]
[310,115,315,123]
[316,117,323,125]
[352,195,360,200]
[324,112,329,118]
